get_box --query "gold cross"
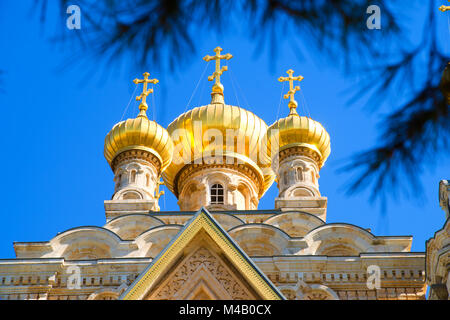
[133,72,159,118]
[203,47,233,101]
[440,1,450,12]
[278,69,304,116]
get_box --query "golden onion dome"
[267,114,331,168]
[104,72,173,172]
[162,103,275,198]
[104,116,173,171]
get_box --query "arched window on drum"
[210,184,224,204]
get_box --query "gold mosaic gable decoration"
[120,208,284,300]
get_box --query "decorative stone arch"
[236,183,249,209]
[278,282,339,300]
[206,171,232,187]
[135,225,182,257]
[115,189,145,200]
[235,178,259,210]
[291,158,307,181]
[303,224,377,256]
[291,159,318,180]
[112,163,155,200]
[120,163,142,185]
[264,211,325,237]
[320,244,361,256]
[104,214,165,240]
[299,284,339,300]
[276,153,321,198]
[278,287,297,300]
[110,151,161,204]
[285,185,318,197]
[49,227,127,260]
[277,282,305,300]
[124,162,144,175]
[88,291,119,300]
[178,179,207,211]
[88,284,128,300]
[228,224,291,256]
[211,213,245,230]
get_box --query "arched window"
[130,170,137,183]
[146,174,150,187]
[210,184,224,204]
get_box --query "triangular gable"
[120,207,284,300]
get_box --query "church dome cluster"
[5,48,438,302]
[103,47,331,211]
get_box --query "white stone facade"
[272,146,327,221]
[0,202,427,300]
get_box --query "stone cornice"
[278,146,322,167]
[111,149,161,174]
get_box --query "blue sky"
[0,1,449,258]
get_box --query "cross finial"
[440,0,450,12]
[133,72,159,118]
[278,69,304,116]
[203,47,233,104]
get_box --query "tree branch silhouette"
[342,0,449,205]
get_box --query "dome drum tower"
[104,73,173,218]
[268,70,330,221]
[273,144,328,221]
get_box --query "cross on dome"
[278,69,304,116]
[133,72,159,118]
[203,47,233,104]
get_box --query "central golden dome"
[162,103,275,197]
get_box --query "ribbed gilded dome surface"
[162,103,275,197]
[267,114,331,167]
[104,116,173,171]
